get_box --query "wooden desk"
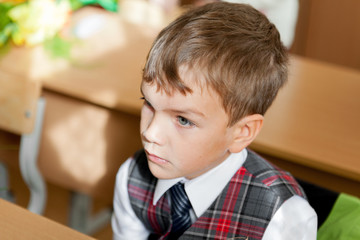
[0,198,94,240]
[250,56,360,196]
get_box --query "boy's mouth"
[145,150,168,164]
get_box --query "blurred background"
[0,0,359,239]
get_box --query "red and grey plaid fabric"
[127,149,306,240]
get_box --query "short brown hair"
[143,2,288,126]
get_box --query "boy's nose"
[142,114,165,145]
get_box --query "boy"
[112,2,317,239]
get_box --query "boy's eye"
[140,97,152,108]
[177,116,194,127]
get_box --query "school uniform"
[112,149,317,239]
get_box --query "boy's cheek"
[140,107,152,126]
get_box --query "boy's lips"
[145,150,168,164]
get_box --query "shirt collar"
[153,149,248,217]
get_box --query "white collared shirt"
[112,149,317,239]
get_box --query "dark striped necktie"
[169,182,192,238]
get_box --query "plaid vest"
[128,149,306,240]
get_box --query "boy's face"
[140,69,238,180]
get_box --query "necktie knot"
[169,182,192,237]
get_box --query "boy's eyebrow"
[169,108,205,118]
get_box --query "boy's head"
[140,2,288,180]
[143,2,288,126]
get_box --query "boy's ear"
[228,114,264,153]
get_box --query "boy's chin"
[148,162,179,179]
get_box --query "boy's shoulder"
[242,150,306,199]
